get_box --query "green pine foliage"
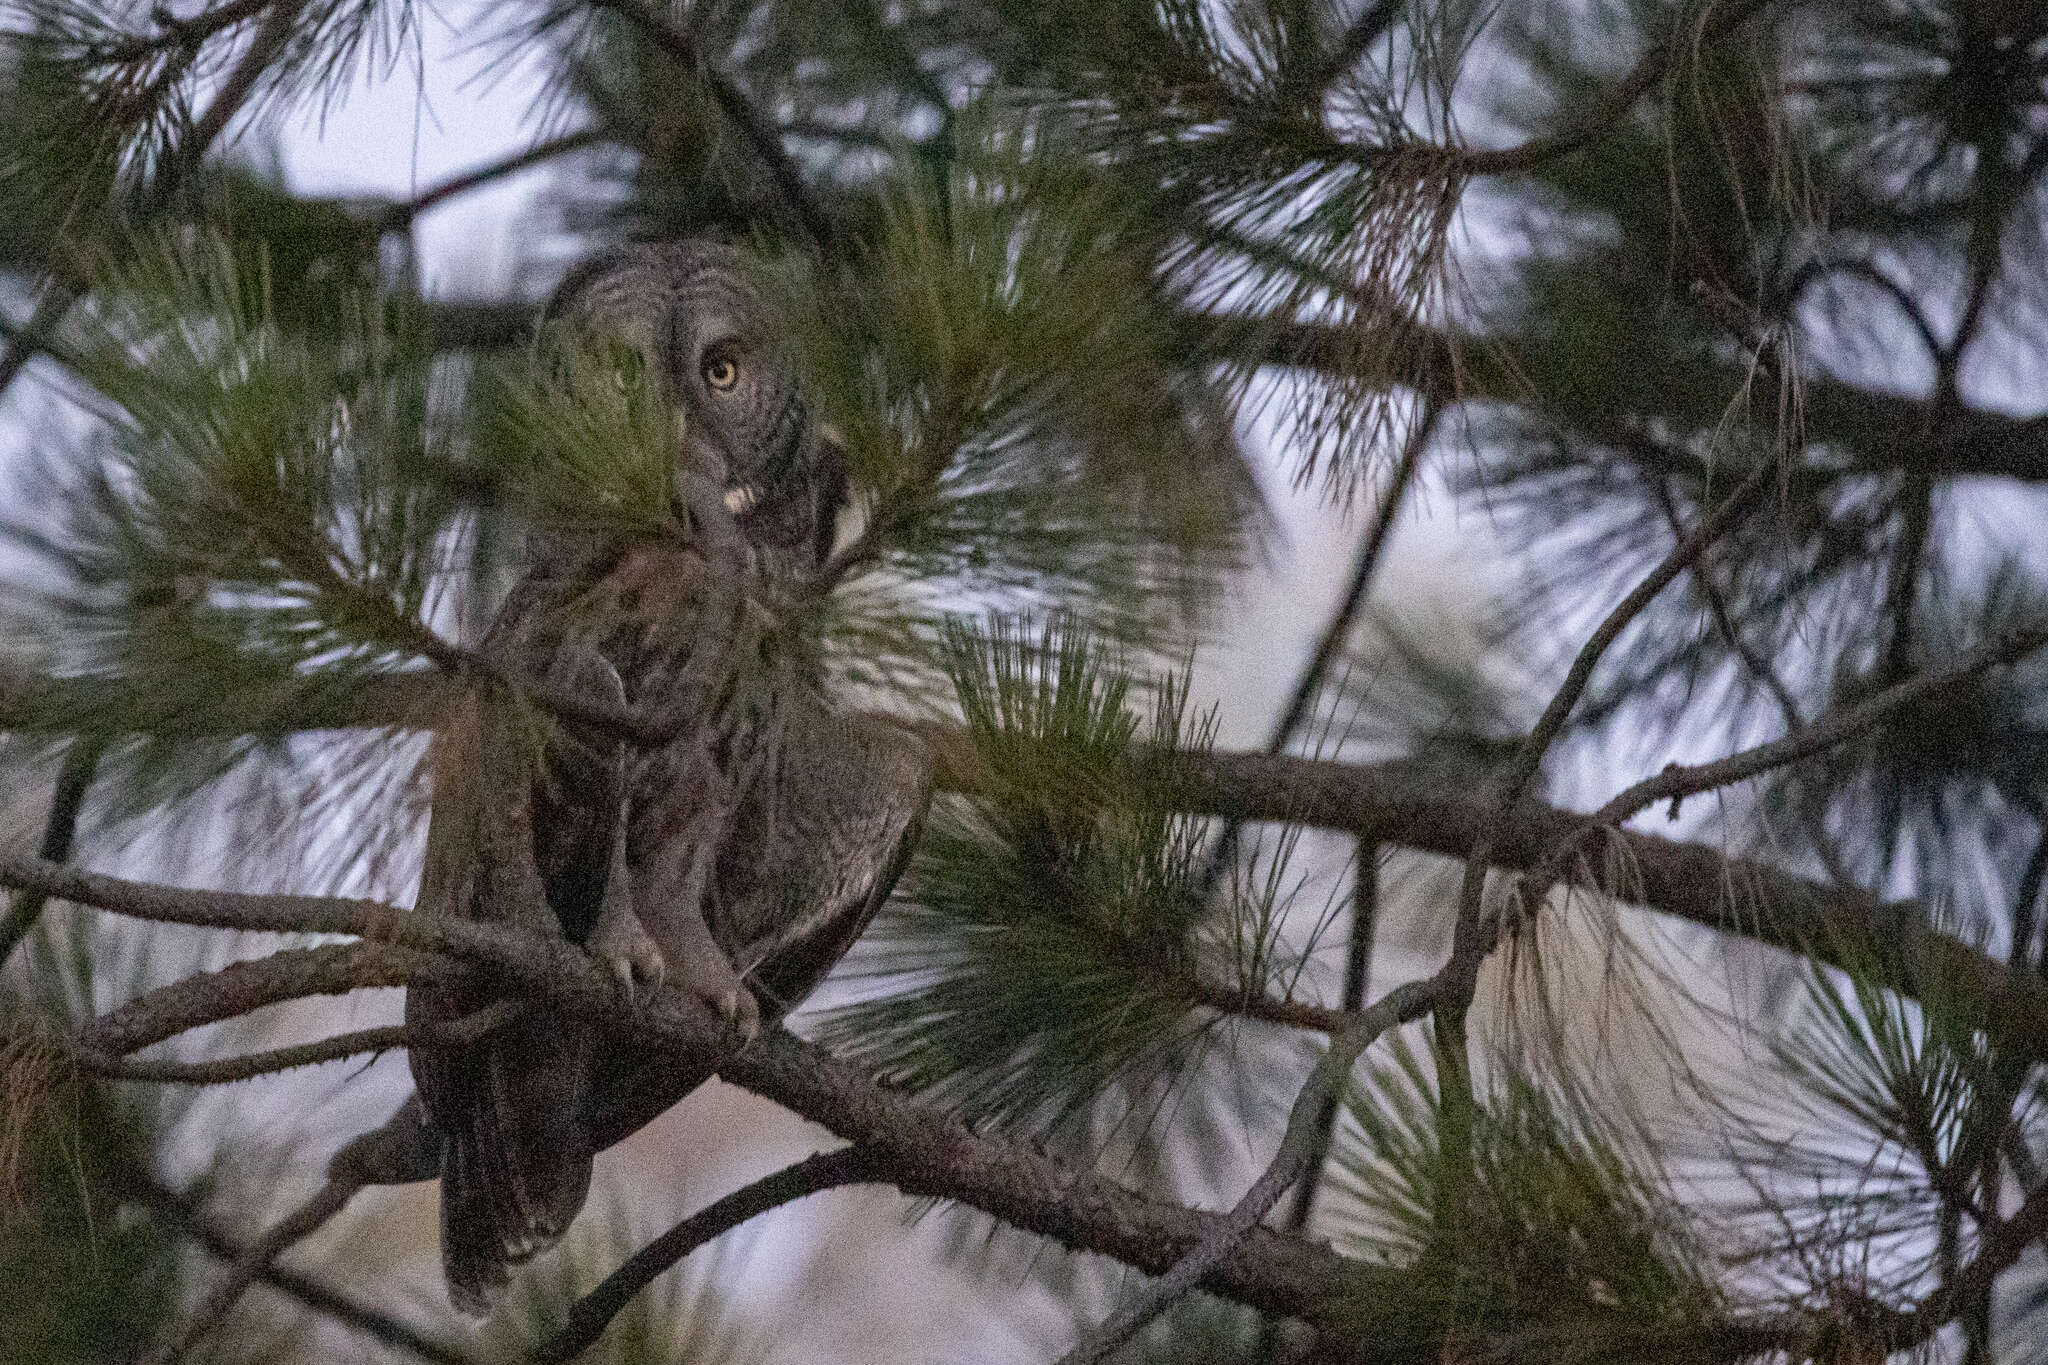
[819,617,1287,1144]
[3,0,2048,1360]
[1318,1031,1727,1363]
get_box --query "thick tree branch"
[76,942,436,1057]
[22,874,1388,1336]
[8,676,2048,1064]
[0,859,1922,1363]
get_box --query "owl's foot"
[588,911,666,1009]
[673,952,760,1043]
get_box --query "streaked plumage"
[404,242,929,1312]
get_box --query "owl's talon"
[716,986,760,1043]
[589,918,666,1010]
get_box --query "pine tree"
[1,2,2046,1362]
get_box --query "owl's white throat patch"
[724,485,760,515]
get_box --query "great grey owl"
[403,241,931,1313]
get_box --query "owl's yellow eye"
[702,354,740,391]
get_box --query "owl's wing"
[406,594,634,1314]
[582,706,932,1150]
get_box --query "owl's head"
[539,240,846,569]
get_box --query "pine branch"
[35,900,1380,1333]
[146,0,304,207]
[584,0,837,250]
[1448,0,1777,175]
[5,685,2045,1065]
[0,853,1985,1362]
[396,292,2048,486]
[0,0,303,397]
[529,1148,877,1363]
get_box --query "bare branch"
[15,877,1378,1331]
[1285,837,1378,1236]
[371,129,610,230]
[1522,626,2048,896]
[75,1002,519,1085]
[76,943,435,1057]
[143,1175,361,1365]
[1189,978,1358,1035]
[530,1148,876,1363]
[123,1167,476,1365]
[0,735,104,967]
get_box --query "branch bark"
[530,1149,877,1363]
[44,908,1393,1338]
[9,672,2048,1065]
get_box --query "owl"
[404,241,930,1313]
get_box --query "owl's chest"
[568,546,736,689]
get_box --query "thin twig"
[84,0,275,64]
[1644,469,1855,886]
[124,1168,475,1365]
[75,1001,519,1085]
[0,734,104,967]
[375,129,609,229]
[1432,455,1774,1232]
[530,1148,876,1363]
[1521,625,2048,896]
[1197,400,1440,893]
[1449,0,1776,175]
[1055,976,1444,1365]
[1284,837,1377,1236]
[142,1174,363,1365]
[586,0,837,250]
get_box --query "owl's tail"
[437,1017,595,1316]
